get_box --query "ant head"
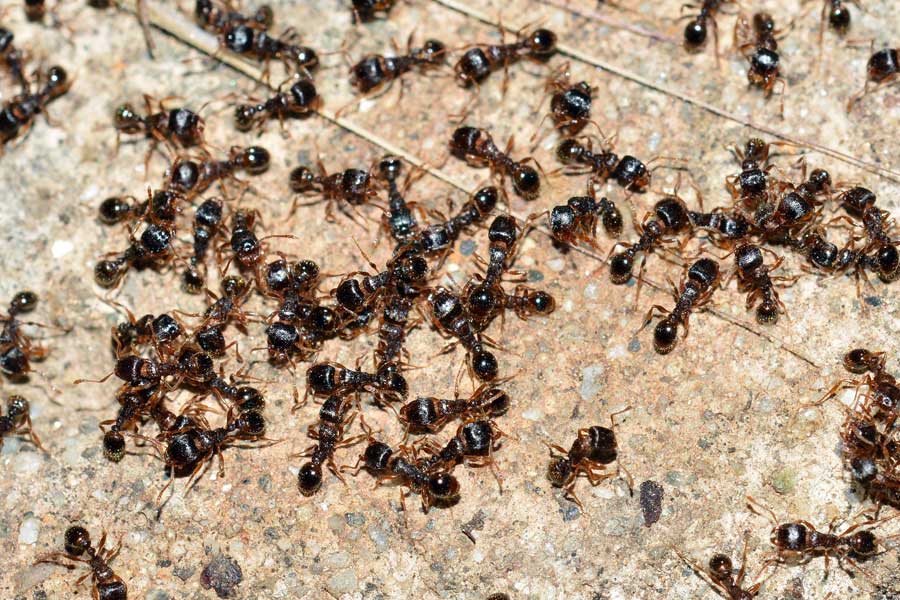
[844,348,877,374]
[364,441,393,472]
[395,254,429,284]
[840,186,876,213]
[773,523,807,551]
[103,431,126,462]
[461,420,494,455]
[529,290,555,315]
[168,108,201,141]
[546,456,573,487]
[308,306,340,333]
[808,168,831,192]
[750,48,780,76]
[653,321,678,354]
[0,28,13,53]
[170,159,200,192]
[875,382,900,413]
[46,66,69,97]
[180,349,215,380]
[512,165,541,199]
[236,410,266,437]
[613,156,649,191]
[683,19,707,49]
[297,462,323,496]
[851,531,878,556]
[654,197,690,231]
[290,78,318,109]
[427,472,460,504]
[488,215,519,247]
[609,252,634,284]
[234,105,256,132]
[113,103,143,134]
[584,425,617,463]
[10,290,38,314]
[293,259,320,287]
[430,289,462,323]
[140,224,172,256]
[423,39,448,64]
[266,321,299,352]
[225,24,255,53]
[752,12,775,35]
[335,278,366,313]
[778,192,813,224]
[152,313,182,344]
[222,274,248,299]
[465,283,502,318]
[239,146,271,174]
[64,526,92,556]
[98,196,132,224]
[0,346,27,377]
[472,186,499,215]
[735,244,764,274]
[450,126,482,158]
[528,29,557,57]
[94,258,127,288]
[291,46,319,70]
[378,155,403,182]
[150,190,179,223]
[550,204,576,235]
[688,258,719,288]
[876,244,899,281]
[254,5,274,28]
[556,138,584,164]
[237,387,265,412]
[376,363,408,398]
[850,457,878,484]
[340,169,373,205]
[196,326,226,355]
[7,394,29,419]
[756,300,779,325]
[744,138,769,163]
[471,350,498,382]
[306,363,338,396]
[194,0,212,20]
[707,554,734,582]
[601,206,624,237]
[829,4,850,32]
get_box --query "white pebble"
[580,364,605,400]
[13,451,42,475]
[51,239,74,258]
[19,517,40,544]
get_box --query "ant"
[418,419,506,490]
[734,13,787,114]
[183,198,225,293]
[234,77,319,131]
[455,27,557,90]
[0,65,70,146]
[376,156,421,244]
[167,145,270,198]
[504,285,555,320]
[221,23,319,81]
[296,394,365,495]
[539,188,623,250]
[639,257,720,354]
[100,386,166,462]
[37,525,128,600]
[373,293,414,370]
[427,287,499,382]
[681,0,735,59]
[461,214,522,328]
[555,137,652,192]
[688,208,750,245]
[399,385,510,435]
[450,126,541,200]
[608,195,691,285]
[306,361,408,403]
[0,27,28,91]
[753,186,820,241]
[334,252,430,317]
[403,186,499,257]
[540,62,596,136]
[675,538,768,600]
[93,221,177,288]
[1,291,49,380]
[0,394,44,451]
[546,407,632,509]
[113,97,205,161]
[834,187,899,282]
[195,0,273,34]
[352,0,396,23]
[343,422,461,514]
[731,243,795,325]
[350,37,447,95]
[725,138,781,211]
[847,46,898,111]
[747,495,898,577]
[289,160,381,220]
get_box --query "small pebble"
[368,525,388,548]
[13,452,42,475]
[460,240,476,256]
[627,338,641,353]
[527,269,544,282]
[18,517,40,544]
[345,512,365,526]
[325,551,350,569]
[580,364,605,400]
[865,296,882,307]
[639,480,664,527]
[200,555,242,598]
[326,569,358,595]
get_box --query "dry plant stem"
[537,0,681,45]
[115,0,821,370]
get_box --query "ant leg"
[638,305,670,331]
[562,483,584,511]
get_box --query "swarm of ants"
[6,0,900,597]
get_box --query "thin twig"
[537,0,680,45]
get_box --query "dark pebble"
[639,480,664,527]
[200,555,243,598]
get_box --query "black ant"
[333,252,430,317]
[1,291,49,380]
[195,0,273,34]
[350,37,447,95]
[455,27,557,89]
[0,394,44,451]
[342,423,460,514]
[461,215,523,330]
[296,394,364,495]
[539,188,623,250]
[0,27,28,91]
[167,145,270,198]
[374,294,414,370]
[427,287,499,382]
[37,525,128,600]
[675,538,768,600]
[113,96,205,160]
[94,222,177,289]
[450,126,541,200]
[682,0,735,58]
[306,361,408,403]
[608,195,691,285]
[234,77,319,131]
[734,13,787,114]
[376,156,420,244]
[418,419,505,490]
[847,47,898,111]
[747,496,899,578]
[183,198,225,293]
[555,137,652,192]
[352,0,397,23]
[834,186,899,282]
[403,186,499,257]
[731,243,796,324]
[753,186,820,241]
[688,208,750,245]
[725,138,779,211]
[289,160,381,220]
[221,23,319,81]
[540,62,596,136]
[399,386,510,435]
[100,386,165,462]
[640,257,720,354]
[504,285,555,321]
[546,407,632,509]
[0,65,70,146]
